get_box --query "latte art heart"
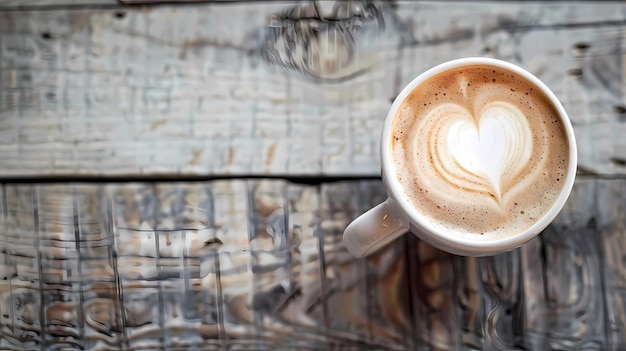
[391,65,570,239]
[437,102,532,205]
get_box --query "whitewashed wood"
[0,0,115,7]
[1,2,625,176]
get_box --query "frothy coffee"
[391,65,570,240]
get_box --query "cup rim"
[380,57,577,254]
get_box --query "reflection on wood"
[598,179,626,349]
[410,238,457,349]
[454,251,524,350]
[1,2,625,176]
[0,179,623,349]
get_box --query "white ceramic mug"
[343,57,577,258]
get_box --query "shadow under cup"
[344,57,578,258]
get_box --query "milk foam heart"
[443,102,532,204]
[391,65,570,240]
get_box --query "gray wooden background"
[1,1,625,350]
[1,0,625,177]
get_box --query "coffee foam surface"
[391,66,569,240]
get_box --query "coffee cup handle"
[343,199,408,258]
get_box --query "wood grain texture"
[0,3,624,350]
[1,2,625,177]
[598,179,626,350]
[0,179,624,350]
[0,0,115,7]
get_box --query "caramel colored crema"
[391,65,569,240]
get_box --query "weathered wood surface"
[0,0,115,8]
[0,0,238,8]
[0,178,623,350]
[1,1,626,350]
[1,1,625,177]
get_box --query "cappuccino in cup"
[391,65,570,241]
[343,58,576,257]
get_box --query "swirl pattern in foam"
[391,66,569,240]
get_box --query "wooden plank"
[530,178,606,349]
[407,236,458,349]
[0,0,241,9]
[519,179,607,349]
[0,0,116,7]
[453,249,524,349]
[0,0,119,15]
[0,178,623,349]
[597,179,626,350]
[0,2,625,177]
[118,0,228,3]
